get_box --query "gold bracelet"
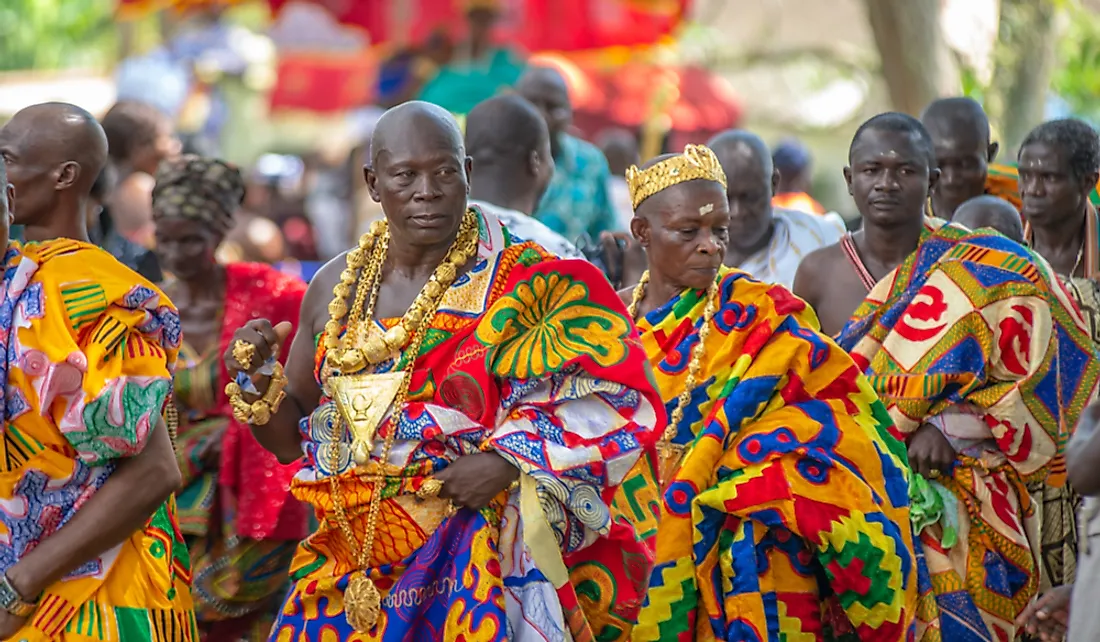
[224,363,288,426]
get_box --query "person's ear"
[771,167,781,196]
[843,166,854,195]
[57,161,80,190]
[630,214,650,247]
[988,141,1000,163]
[365,165,380,203]
[928,167,942,197]
[464,155,473,194]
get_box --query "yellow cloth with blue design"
[633,267,916,641]
[0,239,195,642]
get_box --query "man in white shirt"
[465,94,583,259]
[709,130,844,288]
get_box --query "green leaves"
[0,0,114,72]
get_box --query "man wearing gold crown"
[620,145,917,641]
[221,100,663,642]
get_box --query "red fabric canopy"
[533,54,742,141]
[266,0,689,51]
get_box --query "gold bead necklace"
[628,269,720,482]
[322,209,479,632]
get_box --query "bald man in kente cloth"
[795,112,1099,641]
[222,101,663,641]
[0,102,195,640]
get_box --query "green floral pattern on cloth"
[73,377,171,466]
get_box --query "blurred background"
[3,0,1098,271]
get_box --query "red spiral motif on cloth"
[440,372,487,421]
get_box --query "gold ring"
[417,478,444,500]
[929,468,941,478]
[232,340,256,370]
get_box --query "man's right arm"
[228,261,337,464]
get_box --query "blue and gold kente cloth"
[633,267,917,642]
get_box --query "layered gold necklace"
[628,269,720,483]
[322,209,479,632]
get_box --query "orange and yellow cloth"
[0,239,195,642]
[835,221,1100,642]
[633,266,917,642]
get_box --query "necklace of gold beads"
[323,209,479,632]
[628,269,720,482]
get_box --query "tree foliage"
[0,0,115,72]
[1052,4,1100,123]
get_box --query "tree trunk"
[995,0,1062,154]
[863,0,961,115]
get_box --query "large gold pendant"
[657,443,687,488]
[344,570,382,632]
[329,372,404,465]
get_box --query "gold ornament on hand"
[224,363,289,426]
[417,478,444,500]
[232,339,256,370]
[628,268,720,484]
[320,208,480,633]
[625,144,728,210]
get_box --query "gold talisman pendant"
[658,444,687,488]
[328,372,404,465]
[344,570,382,632]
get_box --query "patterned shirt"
[533,133,620,246]
[470,200,583,259]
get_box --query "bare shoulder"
[299,252,350,335]
[793,241,844,300]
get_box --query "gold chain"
[628,269,720,448]
[322,209,479,597]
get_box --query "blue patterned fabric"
[533,133,620,245]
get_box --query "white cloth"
[471,200,584,260]
[735,207,845,288]
[609,177,634,231]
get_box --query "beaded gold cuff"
[225,363,288,425]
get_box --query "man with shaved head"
[465,94,581,258]
[953,194,1025,243]
[0,102,108,241]
[707,129,843,288]
[920,97,1019,218]
[0,103,196,639]
[619,144,916,641]
[796,112,1098,641]
[222,100,662,640]
[518,65,620,247]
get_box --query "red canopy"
[533,53,742,142]
[266,0,690,51]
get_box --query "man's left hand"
[908,422,958,479]
[0,610,27,639]
[435,452,520,511]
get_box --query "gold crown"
[625,144,728,210]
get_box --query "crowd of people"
[0,48,1098,642]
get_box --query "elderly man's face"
[0,114,58,226]
[366,121,471,250]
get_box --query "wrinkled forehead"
[1018,141,1071,173]
[639,179,729,222]
[851,129,927,165]
[373,125,464,168]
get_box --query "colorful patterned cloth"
[834,221,1100,642]
[270,206,663,641]
[534,133,621,245]
[632,266,917,642]
[0,239,196,642]
[172,263,308,640]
